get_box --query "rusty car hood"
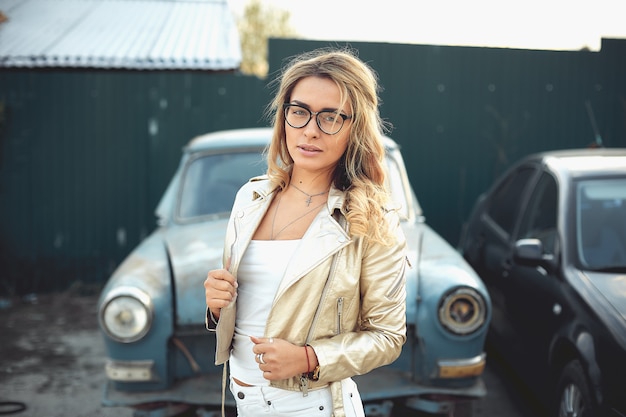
[164,218,230,326]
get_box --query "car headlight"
[99,286,153,343]
[438,287,487,335]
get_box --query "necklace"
[270,192,327,240]
[290,183,329,207]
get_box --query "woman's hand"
[250,336,318,380]
[204,267,237,320]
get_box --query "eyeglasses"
[283,103,352,135]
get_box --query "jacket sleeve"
[308,209,408,383]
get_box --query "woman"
[204,47,408,417]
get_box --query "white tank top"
[229,239,299,386]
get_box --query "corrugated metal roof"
[0,0,242,70]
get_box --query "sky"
[228,0,626,51]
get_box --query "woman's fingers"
[204,269,237,309]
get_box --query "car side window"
[518,172,558,255]
[487,167,535,236]
[578,179,626,269]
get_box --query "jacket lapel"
[275,211,350,301]
[275,188,350,301]
[229,180,276,276]
[230,181,351,302]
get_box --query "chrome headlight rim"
[99,286,154,343]
[438,286,487,336]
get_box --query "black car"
[459,148,626,417]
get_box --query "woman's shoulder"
[235,174,269,190]
[233,175,275,203]
[248,174,269,183]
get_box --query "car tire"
[555,360,596,417]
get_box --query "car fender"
[98,228,174,391]
[414,225,491,381]
[549,323,604,406]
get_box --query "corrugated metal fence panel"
[598,39,626,147]
[270,39,626,243]
[0,70,268,295]
[0,0,242,70]
[1,39,625,294]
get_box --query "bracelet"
[304,346,311,373]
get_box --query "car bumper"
[103,360,486,415]
[355,364,486,415]
[103,373,234,409]
[437,353,486,378]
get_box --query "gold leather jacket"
[209,176,408,416]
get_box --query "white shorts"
[229,377,365,417]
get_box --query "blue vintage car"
[98,128,491,417]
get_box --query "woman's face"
[285,76,351,177]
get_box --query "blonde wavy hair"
[264,47,394,245]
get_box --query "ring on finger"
[257,353,266,364]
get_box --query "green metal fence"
[269,38,626,245]
[0,38,624,295]
[0,70,269,294]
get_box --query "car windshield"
[577,178,626,271]
[175,147,412,222]
[177,151,266,220]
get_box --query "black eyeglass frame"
[283,103,352,135]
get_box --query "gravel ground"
[0,290,130,417]
[0,291,542,417]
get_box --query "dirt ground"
[0,290,541,417]
[0,289,130,417]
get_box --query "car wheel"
[555,360,595,417]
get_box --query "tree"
[236,0,298,78]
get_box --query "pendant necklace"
[271,192,327,240]
[290,183,329,207]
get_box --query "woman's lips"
[298,144,322,154]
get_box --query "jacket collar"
[232,177,351,300]
[247,175,347,218]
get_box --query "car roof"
[185,128,272,153]
[523,148,626,179]
[185,127,400,153]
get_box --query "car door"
[503,171,571,380]
[468,165,537,353]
